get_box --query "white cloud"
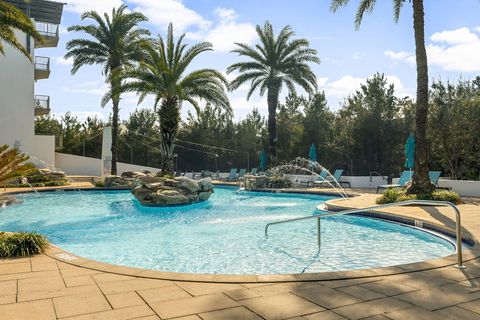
[56,56,73,66]
[385,26,480,72]
[317,77,328,87]
[130,0,210,33]
[64,0,123,14]
[322,75,413,103]
[384,50,415,65]
[187,7,256,53]
[229,95,267,120]
[63,81,108,96]
[474,26,480,33]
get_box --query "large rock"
[131,176,214,206]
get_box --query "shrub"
[377,189,460,204]
[0,232,48,257]
[267,176,293,189]
[94,180,105,188]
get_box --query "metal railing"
[34,56,50,71]
[265,200,465,268]
[35,95,50,109]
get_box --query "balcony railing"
[35,22,59,48]
[34,56,50,80]
[34,95,50,116]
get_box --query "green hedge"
[376,189,460,204]
[0,232,49,257]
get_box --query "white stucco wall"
[0,29,56,167]
[55,153,161,176]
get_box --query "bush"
[244,176,293,189]
[0,232,48,257]
[94,180,105,188]
[267,176,293,188]
[377,189,460,204]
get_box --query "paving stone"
[0,299,56,320]
[0,294,16,305]
[434,306,480,320]
[199,306,263,320]
[137,285,191,304]
[0,262,31,275]
[224,288,261,300]
[176,281,245,296]
[106,291,144,309]
[58,304,155,320]
[332,297,412,320]
[18,284,100,302]
[241,293,324,320]
[458,298,480,314]
[91,273,134,283]
[293,285,362,309]
[168,316,201,320]
[97,278,172,294]
[385,306,446,320]
[63,275,96,287]
[59,267,102,278]
[53,291,111,318]
[0,257,30,265]
[338,285,385,301]
[18,274,65,293]
[303,310,348,319]
[0,280,17,296]
[359,280,419,296]
[150,293,239,319]
[251,281,321,296]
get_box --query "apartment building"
[0,0,64,167]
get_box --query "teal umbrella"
[259,150,267,171]
[309,143,317,162]
[405,133,415,171]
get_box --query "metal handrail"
[265,200,465,268]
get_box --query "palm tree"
[107,23,230,174]
[227,21,319,165]
[0,0,41,60]
[330,0,432,194]
[0,145,35,186]
[65,5,150,175]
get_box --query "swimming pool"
[0,187,455,274]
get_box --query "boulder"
[104,176,135,188]
[121,171,146,179]
[131,175,213,206]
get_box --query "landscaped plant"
[228,21,319,165]
[106,23,230,174]
[0,232,48,257]
[244,175,292,190]
[0,144,35,186]
[65,5,150,175]
[376,189,460,205]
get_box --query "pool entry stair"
[265,200,465,269]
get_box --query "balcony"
[35,22,59,48]
[34,56,50,80]
[34,95,50,116]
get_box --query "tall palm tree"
[0,0,41,60]
[65,5,150,175]
[228,21,319,165]
[106,23,230,174]
[0,144,35,185]
[330,0,432,194]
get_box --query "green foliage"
[0,1,42,59]
[244,176,292,189]
[94,180,105,188]
[0,232,48,257]
[0,145,35,185]
[267,176,293,188]
[376,189,460,204]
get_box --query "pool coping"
[5,188,466,283]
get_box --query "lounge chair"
[221,168,238,181]
[428,171,452,190]
[313,169,350,188]
[377,171,413,193]
[237,168,247,180]
[201,170,212,179]
[300,169,328,187]
[250,168,258,175]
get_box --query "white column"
[101,126,112,177]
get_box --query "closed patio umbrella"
[405,133,415,179]
[309,143,317,162]
[259,150,266,172]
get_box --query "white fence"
[55,153,161,176]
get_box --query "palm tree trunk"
[267,87,279,166]
[159,97,180,175]
[110,97,119,176]
[408,0,433,194]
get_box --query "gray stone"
[198,178,214,191]
[176,176,200,192]
[121,171,146,178]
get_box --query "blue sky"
[36,0,480,122]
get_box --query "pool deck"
[1,186,480,319]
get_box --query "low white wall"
[55,153,161,176]
[286,174,387,189]
[392,177,480,197]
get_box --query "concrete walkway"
[0,191,480,319]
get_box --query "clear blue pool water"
[0,187,454,274]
